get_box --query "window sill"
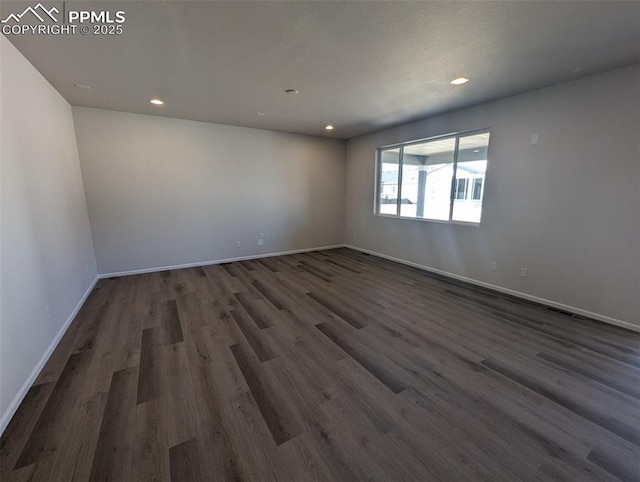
[374,213,480,227]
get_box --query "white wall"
[345,65,640,329]
[72,107,346,275]
[0,37,98,430]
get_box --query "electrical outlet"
[236,241,241,248]
[520,267,528,278]
[46,305,51,319]
[259,232,265,239]
[85,263,89,274]
[490,261,497,271]
[530,134,539,145]
[258,239,264,246]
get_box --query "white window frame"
[374,128,490,225]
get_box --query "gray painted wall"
[72,107,346,275]
[345,65,640,328]
[0,38,98,426]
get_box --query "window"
[454,178,468,200]
[376,130,490,224]
[378,148,400,215]
[472,178,483,200]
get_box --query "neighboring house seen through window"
[376,130,490,224]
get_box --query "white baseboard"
[345,244,640,333]
[99,244,347,279]
[0,275,100,436]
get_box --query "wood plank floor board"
[391,290,623,378]
[246,264,310,313]
[229,342,303,446]
[278,338,341,402]
[250,279,286,311]
[161,343,203,448]
[587,444,640,482]
[262,348,337,419]
[259,307,309,347]
[308,252,362,274]
[132,397,170,482]
[402,379,555,475]
[495,349,640,419]
[398,393,537,482]
[2,248,639,481]
[297,259,334,278]
[491,311,640,368]
[315,322,407,394]
[380,303,489,363]
[499,307,640,360]
[535,458,622,482]
[2,463,37,482]
[403,381,611,482]
[217,388,292,481]
[428,296,637,371]
[71,297,112,355]
[191,362,245,481]
[0,383,54,476]
[168,438,201,482]
[160,300,184,345]
[481,357,640,447]
[88,367,138,482]
[14,456,56,482]
[14,351,93,469]
[233,292,273,329]
[408,338,637,452]
[294,263,333,283]
[536,350,640,400]
[207,300,246,346]
[276,430,351,482]
[201,264,244,299]
[229,306,278,362]
[326,358,397,435]
[44,391,108,482]
[384,395,512,481]
[136,327,164,405]
[307,292,367,329]
[282,295,341,330]
[344,331,595,479]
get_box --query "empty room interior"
[1,1,640,481]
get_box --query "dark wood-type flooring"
[2,248,640,481]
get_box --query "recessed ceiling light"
[254,112,265,116]
[473,149,480,153]
[285,89,299,94]
[74,83,91,89]
[325,125,334,130]
[450,77,469,85]
[150,98,164,105]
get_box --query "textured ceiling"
[3,1,640,138]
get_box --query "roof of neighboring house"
[380,163,483,184]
